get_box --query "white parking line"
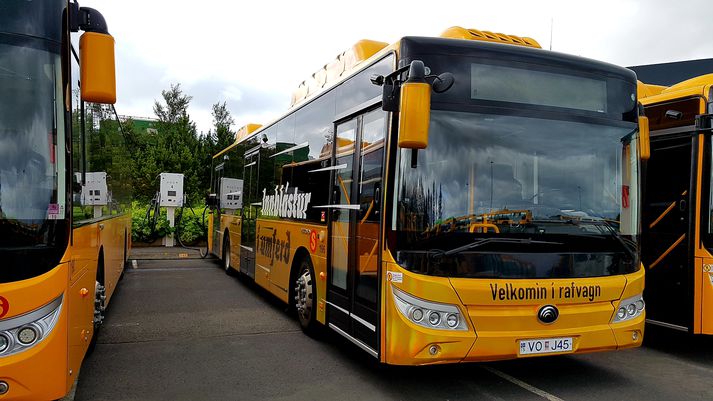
[482,366,564,401]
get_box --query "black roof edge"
[399,36,637,82]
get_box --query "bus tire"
[294,257,319,336]
[120,230,128,281]
[88,257,106,354]
[222,232,236,276]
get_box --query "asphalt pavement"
[74,249,713,401]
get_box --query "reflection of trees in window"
[399,176,444,233]
[73,102,133,223]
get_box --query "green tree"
[128,83,205,204]
[211,101,235,153]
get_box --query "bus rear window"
[470,63,608,113]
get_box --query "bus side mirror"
[638,116,650,160]
[79,32,116,104]
[398,60,431,149]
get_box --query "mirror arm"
[69,2,110,34]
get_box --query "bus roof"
[215,26,617,158]
[639,73,713,105]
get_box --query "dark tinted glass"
[336,54,394,115]
[0,0,64,43]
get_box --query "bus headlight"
[0,334,8,353]
[612,294,644,323]
[0,295,63,357]
[392,286,468,331]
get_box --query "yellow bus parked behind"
[209,27,649,365]
[0,1,131,399]
[639,74,713,334]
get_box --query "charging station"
[82,172,108,219]
[220,177,243,210]
[159,173,184,247]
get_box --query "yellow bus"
[0,1,130,399]
[638,74,713,334]
[209,27,649,365]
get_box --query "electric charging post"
[159,173,184,247]
[82,172,108,219]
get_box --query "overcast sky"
[79,0,713,135]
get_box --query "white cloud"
[79,0,713,134]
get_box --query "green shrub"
[131,201,207,244]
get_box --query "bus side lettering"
[261,182,312,219]
[259,230,291,266]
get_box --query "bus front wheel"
[294,257,318,335]
[88,266,106,353]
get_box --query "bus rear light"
[612,294,644,323]
[0,296,62,357]
[392,286,468,331]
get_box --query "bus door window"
[330,119,357,291]
[355,109,386,305]
[241,147,259,271]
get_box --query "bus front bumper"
[384,311,644,365]
[0,266,69,401]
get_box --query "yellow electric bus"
[209,27,649,365]
[0,1,130,399]
[638,74,713,334]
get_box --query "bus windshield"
[0,37,69,282]
[393,110,640,279]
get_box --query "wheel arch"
[96,246,105,284]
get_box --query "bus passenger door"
[241,150,259,279]
[212,161,225,256]
[642,133,695,330]
[328,109,386,357]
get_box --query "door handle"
[99,223,105,231]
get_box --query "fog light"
[0,380,8,395]
[632,331,639,341]
[428,312,441,326]
[17,327,38,345]
[429,345,440,355]
[627,303,637,316]
[411,308,424,322]
[446,314,458,328]
[617,307,626,320]
[0,334,8,353]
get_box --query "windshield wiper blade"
[597,220,638,261]
[434,237,562,258]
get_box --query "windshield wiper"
[546,216,638,260]
[433,237,562,258]
[597,220,638,261]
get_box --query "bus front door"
[240,150,259,279]
[643,133,695,330]
[328,109,386,357]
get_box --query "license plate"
[519,337,573,355]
